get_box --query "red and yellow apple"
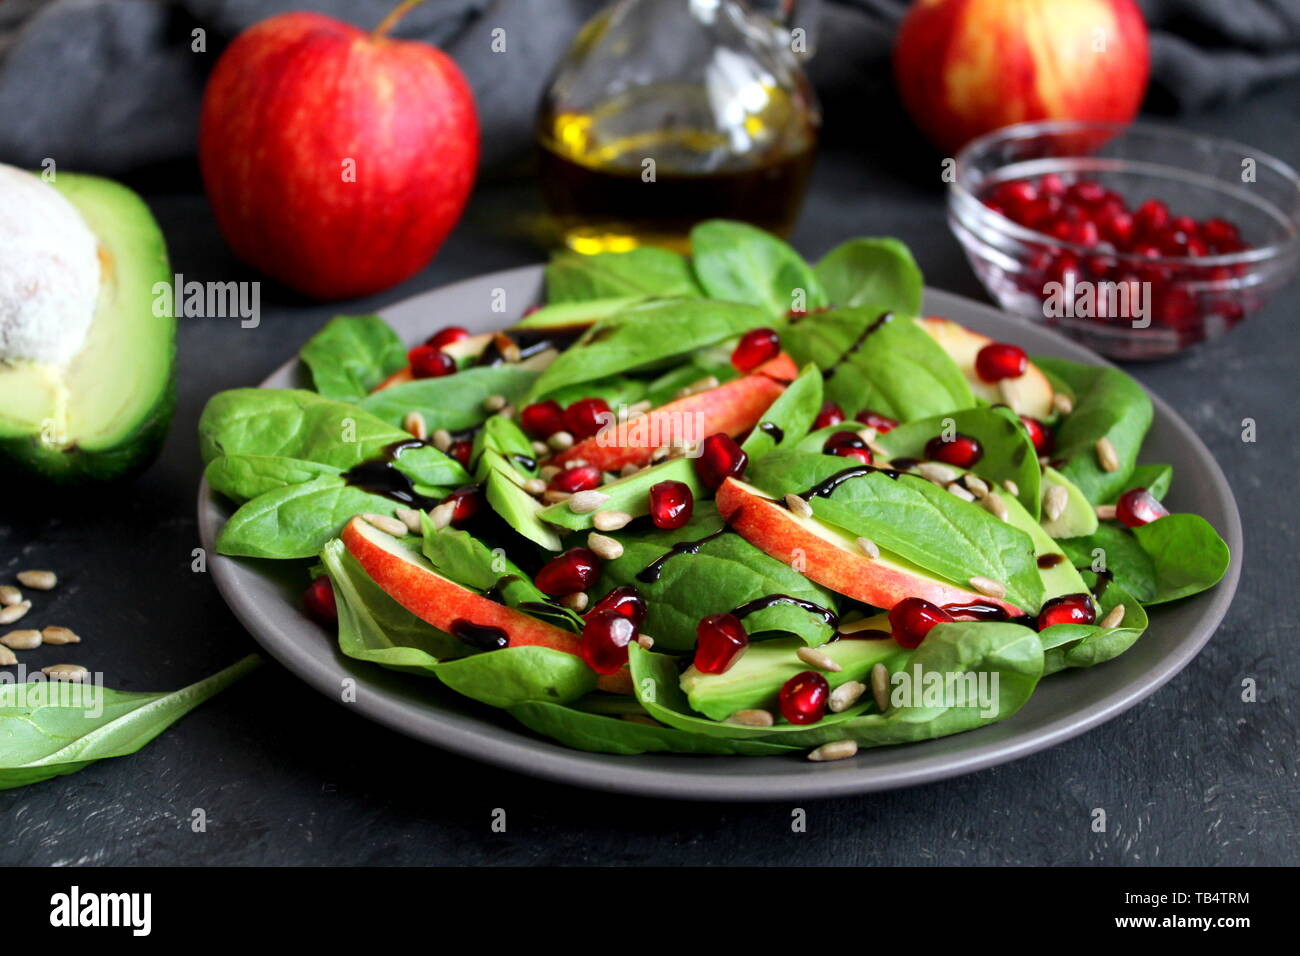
[893,0,1150,153]
[917,316,1055,418]
[199,8,478,300]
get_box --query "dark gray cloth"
[0,0,1297,175]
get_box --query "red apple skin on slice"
[373,367,414,392]
[715,478,1024,616]
[917,316,1054,420]
[549,352,799,471]
[341,517,632,694]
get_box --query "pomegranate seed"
[995,179,1038,207]
[448,440,472,467]
[649,480,694,529]
[975,342,1028,382]
[303,575,337,626]
[564,397,611,441]
[814,401,846,430]
[924,433,983,469]
[888,597,954,649]
[550,465,602,493]
[1184,236,1209,257]
[856,409,898,433]
[1036,593,1096,630]
[693,613,749,674]
[1101,210,1135,247]
[581,608,637,675]
[1039,173,1067,197]
[1019,416,1053,455]
[520,400,566,439]
[823,431,873,465]
[694,433,748,489]
[1134,199,1169,237]
[731,328,781,373]
[425,326,469,350]
[1202,218,1240,249]
[1070,220,1100,247]
[1170,215,1198,236]
[1046,251,1081,286]
[778,671,830,724]
[1115,487,1169,527]
[589,585,647,628]
[441,485,482,525]
[408,344,456,379]
[1066,179,1107,206]
[535,547,601,597]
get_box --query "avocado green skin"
[0,173,176,485]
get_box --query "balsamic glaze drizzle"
[757,422,785,443]
[730,594,839,626]
[342,439,442,509]
[822,311,892,381]
[636,525,734,584]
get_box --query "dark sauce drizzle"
[450,619,509,651]
[730,594,839,627]
[757,422,785,443]
[342,439,441,509]
[1037,553,1065,569]
[476,325,589,366]
[636,525,734,584]
[823,311,892,381]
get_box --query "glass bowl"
[948,120,1300,359]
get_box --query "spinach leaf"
[529,298,768,400]
[546,247,701,302]
[358,366,539,433]
[389,444,471,489]
[205,455,341,504]
[741,363,823,459]
[543,374,649,412]
[815,237,923,314]
[434,648,596,708]
[539,457,701,532]
[690,220,827,316]
[875,405,1042,517]
[508,700,800,755]
[515,296,649,328]
[479,449,563,551]
[1132,514,1230,604]
[1033,357,1152,503]
[1040,578,1147,675]
[199,388,413,468]
[781,308,974,421]
[1108,463,1172,502]
[1058,523,1159,603]
[0,654,259,790]
[299,314,407,402]
[597,505,839,650]
[472,414,539,477]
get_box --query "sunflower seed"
[917,462,959,484]
[1043,484,1069,522]
[807,739,858,762]
[0,602,31,625]
[1099,604,1126,629]
[677,376,718,398]
[964,474,990,498]
[431,428,452,452]
[43,664,89,681]
[0,586,20,607]
[41,626,81,645]
[784,493,813,518]
[362,513,408,537]
[870,662,891,712]
[651,445,670,462]
[797,646,842,672]
[587,532,624,560]
[1053,392,1074,415]
[1039,454,1052,467]
[17,570,56,590]
[542,490,572,505]
[636,634,655,649]
[1095,436,1120,472]
[1,629,41,650]
[562,592,589,612]
[393,507,424,534]
[0,646,15,666]
[569,491,609,514]
[1095,504,1118,520]
[500,340,522,364]
[620,463,642,478]
[564,457,588,469]
[947,481,976,502]
[403,411,427,440]
[539,465,561,481]
[547,430,574,451]
[497,404,515,420]
[983,493,1009,522]
[531,440,550,457]
[593,510,633,531]
[483,394,507,412]
[430,501,457,530]
[1003,479,1019,496]
[728,709,775,727]
[856,536,880,559]
[969,575,1006,599]
[857,426,878,444]
[518,478,544,497]
[828,680,866,713]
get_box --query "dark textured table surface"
[3,81,1297,867]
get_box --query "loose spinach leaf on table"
[1058,514,1228,605]
[358,366,539,432]
[815,237,923,314]
[875,405,1042,517]
[546,247,701,302]
[740,363,823,459]
[205,454,342,504]
[1033,357,1152,503]
[1039,576,1148,675]
[690,220,828,316]
[597,505,840,650]
[299,314,407,402]
[781,308,974,421]
[529,298,769,400]
[0,654,259,791]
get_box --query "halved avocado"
[0,173,174,484]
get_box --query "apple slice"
[715,478,1024,616]
[548,352,798,471]
[341,517,631,694]
[917,316,1054,419]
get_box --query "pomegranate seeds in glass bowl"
[948,120,1300,359]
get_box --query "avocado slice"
[539,456,702,531]
[1040,466,1099,539]
[681,626,909,721]
[0,171,174,484]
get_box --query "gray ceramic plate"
[197,266,1242,800]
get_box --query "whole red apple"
[199,6,478,300]
[893,0,1150,154]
